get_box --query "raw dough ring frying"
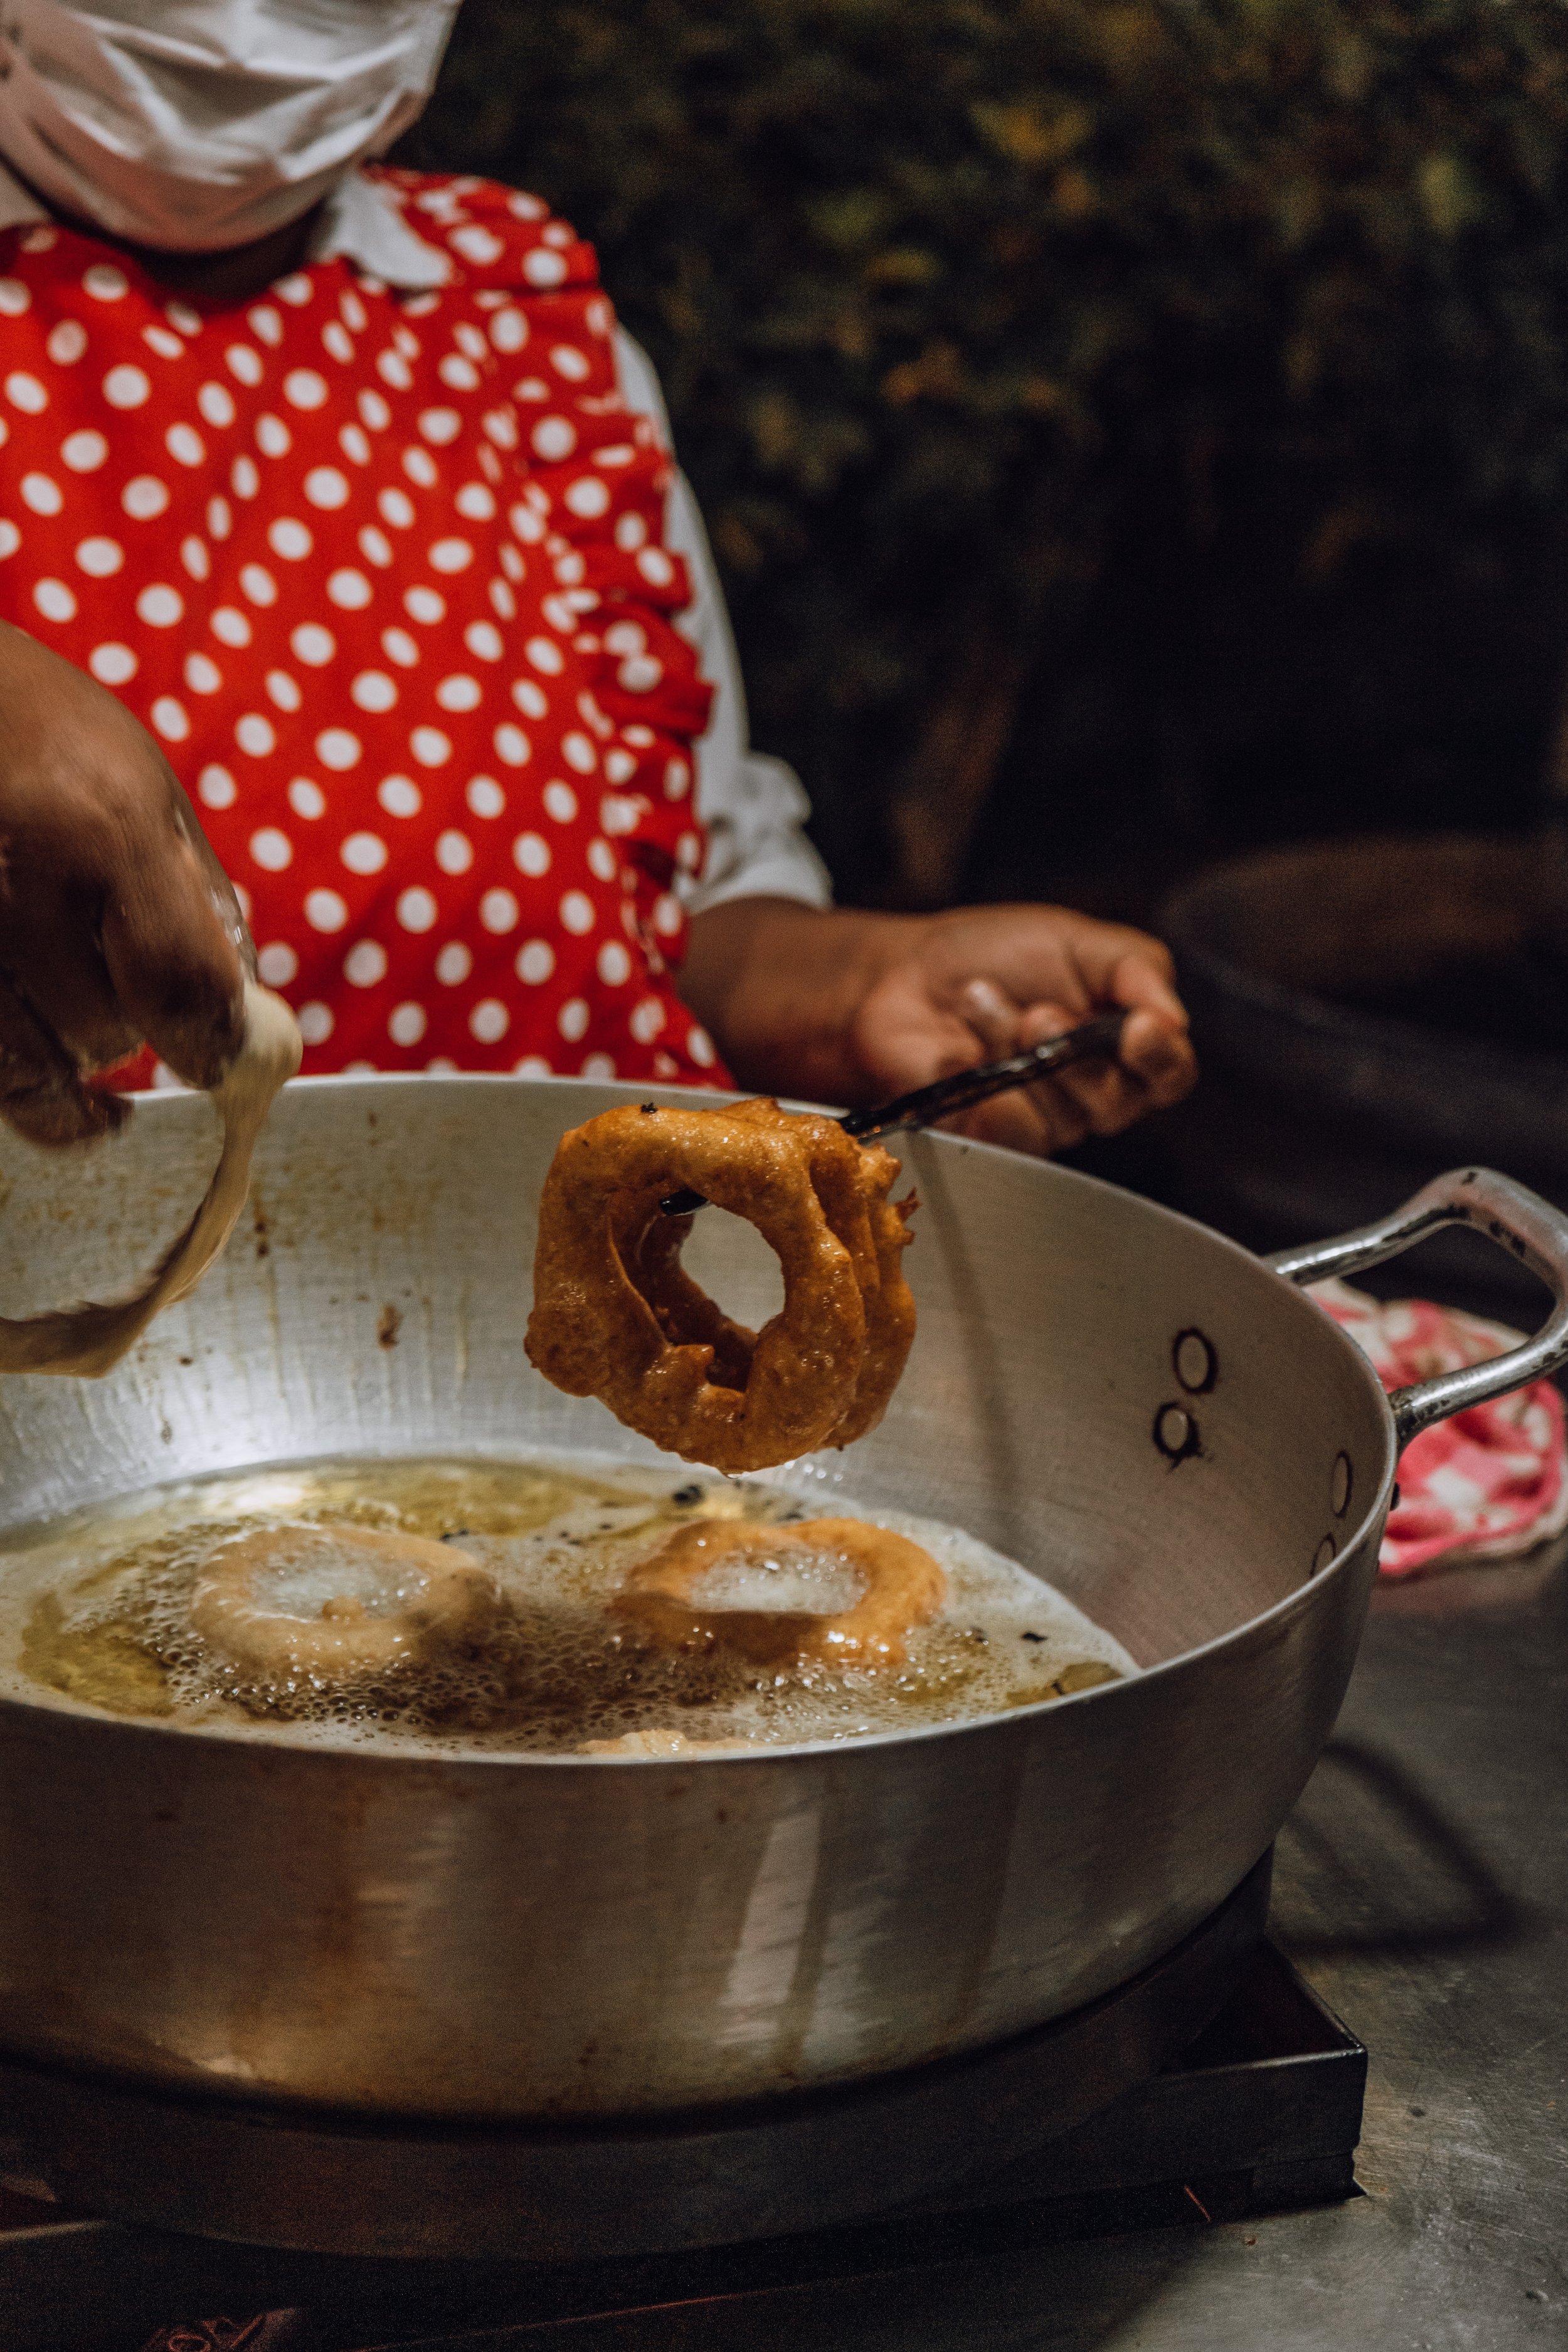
[191,1523,503,1685]
[526,1101,878,1473]
[612,1516,947,1666]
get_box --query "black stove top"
[0,1937,1363,2352]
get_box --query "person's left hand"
[679,898,1197,1157]
[846,903,1195,1154]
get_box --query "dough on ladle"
[191,1523,505,1685]
[0,983,300,1377]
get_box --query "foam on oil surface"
[0,1456,1136,1754]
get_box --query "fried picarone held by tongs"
[524,1099,916,1472]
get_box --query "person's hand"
[0,623,250,1147]
[845,903,1195,1153]
[679,898,1196,1156]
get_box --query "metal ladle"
[660,1010,1128,1215]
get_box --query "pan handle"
[1264,1167,1568,1446]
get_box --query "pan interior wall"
[0,1079,1389,1677]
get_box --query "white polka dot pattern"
[0,169,715,1083]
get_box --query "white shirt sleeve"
[613,331,832,916]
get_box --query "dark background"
[402,0,1568,922]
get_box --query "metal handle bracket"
[1264,1167,1568,1446]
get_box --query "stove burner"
[0,1857,1367,2349]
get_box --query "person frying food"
[0,0,1196,1157]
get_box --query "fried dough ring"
[735,1105,916,1448]
[527,1101,916,1471]
[610,1104,877,1406]
[190,1523,504,1685]
[611,1517,946,1667]
[526,1101,911,1472]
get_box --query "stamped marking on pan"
[1153,1401,1202,1466]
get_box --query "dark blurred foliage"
[403,0,1568,910]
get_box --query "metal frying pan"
[0,1078,1558,2128]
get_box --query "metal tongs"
[660,1010,1128,1216]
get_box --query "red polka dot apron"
[0,169,726,1087]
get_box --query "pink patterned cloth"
[1312,1280,1568,1576]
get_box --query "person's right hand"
[0,622,250,1147]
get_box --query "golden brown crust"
[526,1102,864,1471]
[825,1147,918,1448]
[524,1100,918,1472]
[716,1103,916,1449]
[611,1517,947,1667]
[610,1195,756,1393]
